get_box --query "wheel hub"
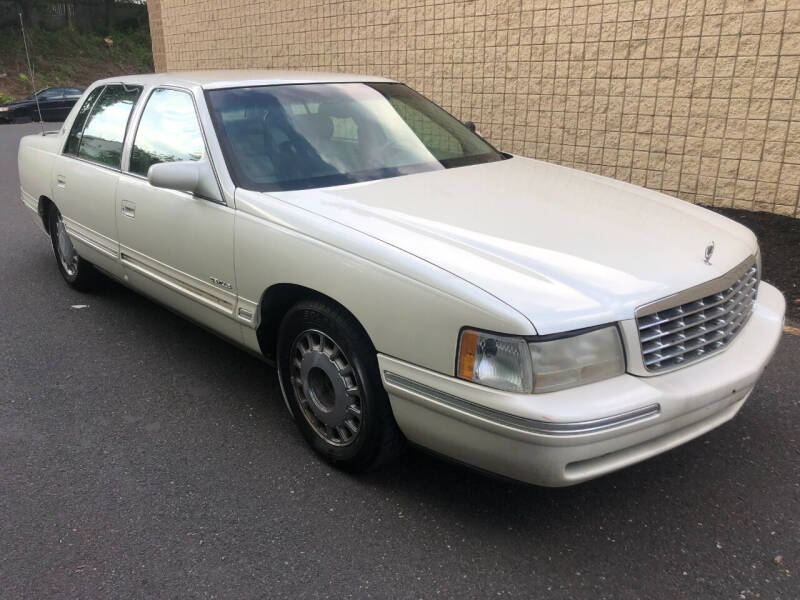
[290,330,363,446]
[306,366,336,411]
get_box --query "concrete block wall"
[148,0,800,217]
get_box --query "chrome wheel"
[55,215,78,277]
[290,329,363,447]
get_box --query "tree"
[16,0,41,29]
[104,0,114,31]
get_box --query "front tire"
[48,206,97,291]
[277,299,404,472]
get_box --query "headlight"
[528,326,625,393]
[457,325,626,394]
[457,329,533,393]
[0,107,8,112]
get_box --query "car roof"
[93,70,397,90]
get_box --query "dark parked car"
[0,87,83,123]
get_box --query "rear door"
[116,87,240,342]
[52,83,142,277]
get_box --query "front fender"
[234,189,534,376]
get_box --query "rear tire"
[48,206,98,291]
[277,299,404,472]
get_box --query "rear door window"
[64,86,104,156]
[75,84,142,169]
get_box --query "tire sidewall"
[48,207,79,284]
[277,302,389,469]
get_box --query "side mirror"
[464,120,476,133]
[147,160,222,203]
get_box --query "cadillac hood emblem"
[704,241,715,265]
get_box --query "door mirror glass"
[147,160,222,203]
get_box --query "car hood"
[271,157,757,334]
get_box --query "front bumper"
[379,282,786,486]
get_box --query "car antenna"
[18,12,45,135]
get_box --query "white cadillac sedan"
[18,71,786,486]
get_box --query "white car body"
[18,71,786,486]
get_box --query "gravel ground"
[1,123,798,599]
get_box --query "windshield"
[206,83,504,192]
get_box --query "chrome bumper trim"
[384,372,660,436]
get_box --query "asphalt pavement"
[1,123,798,599]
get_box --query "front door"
[115,87,241,343]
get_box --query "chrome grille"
[636,262,758,372]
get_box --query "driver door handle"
[121,199,136,219]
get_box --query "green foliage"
[0,21,153,98]
[19,25,154,75]
[0,92,14,104]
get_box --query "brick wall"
[148,0,800,218]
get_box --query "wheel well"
[38,196,55,234]
[256,284,373,363]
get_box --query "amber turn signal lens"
[457,329,479,379]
